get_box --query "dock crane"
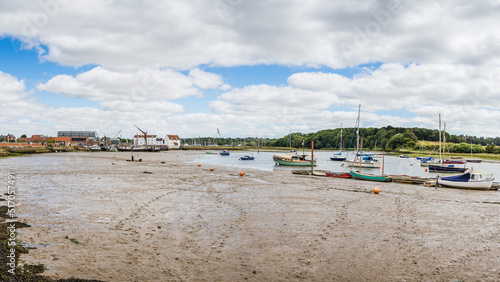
[109,130,122,145]
[134,125,148,146]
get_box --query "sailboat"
[428,118,468,173]
[345,105,380,168]
[350,140,391,182]
[330,123,347,161]
[273,131,316,166]
[465,142,482,163]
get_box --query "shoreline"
[3,144,500,163]
[1,151,499,281]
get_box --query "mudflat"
[3,151,499,281]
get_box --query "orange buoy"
[198,164,201,167]
[373,187,380,194]
[239,171,245,176]
[210,168,214,171]
[342,163,345,166]
[425,168,428,172]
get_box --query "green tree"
[387,134,404,149]
[485,143,495,153]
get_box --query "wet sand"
[3,151,500,281]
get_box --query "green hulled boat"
[273,154,317,166]
[350,171,391,182]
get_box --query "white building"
[165,135,181,149]
[133,135,165,146]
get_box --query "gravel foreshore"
[1,151,499,281]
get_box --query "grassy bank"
[0,146,87,159]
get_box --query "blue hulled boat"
[239,155,255,160]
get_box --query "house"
[166,135,181,149]
[0,134,16,142]
[18,135,55,143]
[54,137,89,146]
[133,135,165,146]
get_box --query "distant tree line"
[268,126,500,153]
[14,127,500,153]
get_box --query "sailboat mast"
[356,105,361,155]
[289,130,291,152]
[340,123,343,151]
[443,122,446,158]
[438,114,442,161]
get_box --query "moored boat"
[326,172,351,178]
[443,159,466,164]
[90,145,101,152]
[420,157,441,166]
[273,154,317,166]
[330,156,347,161]
[466,143,482,163]
[399,154,410,158]
[220,149,230,156]
[429,165,467,173]
[239,155,255,160]
[465,159,482,163]
[330,123,347,161]
[346,156,380,168]
[389,175,431,185]
[437,171,494,190]
[350,170,391,182]
[346,105,381,169]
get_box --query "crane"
[109,130,122,145]
[134,125,148,146]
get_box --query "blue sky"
[1,1,499,139]
[0,37,380,112]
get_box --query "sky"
[0,0,499,139]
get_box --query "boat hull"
[275,159,317,166]
[429,165,467,173]
[239,156,255,160]
[345,160,380,168]
[420,160,441,166]
[443,160,466,164]
[330,157,346,161]
[437,178,493,190]
[326,172,351,178]
[350,171,391,182]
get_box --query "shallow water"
[194,150,500,179]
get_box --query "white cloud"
[100,100,184,116]
[1,1,499,69]
[188,68,224,89]
[37,66,227,102]
[1,1,500,138]
[206,63,500,137]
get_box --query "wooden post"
[311,141,314,175]
[382,150,385,175]
[359,140,363,174]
